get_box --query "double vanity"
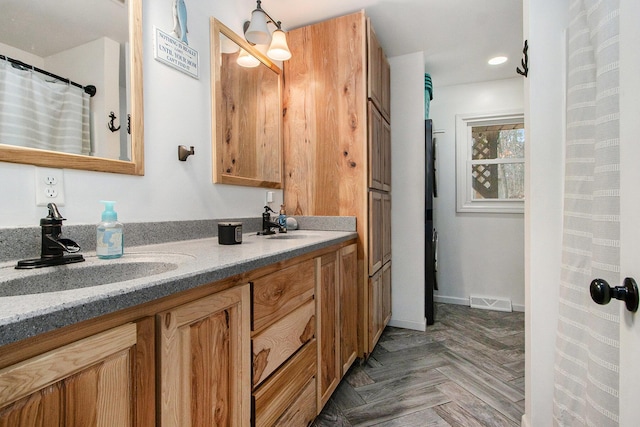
[0,224,357,426]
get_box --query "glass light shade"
[245,9,271,45]
[267,29,291,61]
[237,48,260,68]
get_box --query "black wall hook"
[108,112,121,132]
[516,40,529,78]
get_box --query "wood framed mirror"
[210,18,282,188]
[0,0,144,175]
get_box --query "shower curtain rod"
[0,54,96,97]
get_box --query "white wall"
[0,0,281,227]
[523,0,567,425]
[428,78,525,311]
[388,51,426,331]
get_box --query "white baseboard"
[521,414,530,427]
[387,317,427,332]
[513,303,525,312]
[434,295,469,306]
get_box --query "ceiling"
[1,0,523,89]
[257,0,524,88]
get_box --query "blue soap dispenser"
[278,204,287,233]
[97,200,124,259]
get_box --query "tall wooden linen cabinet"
[283,10,392,357]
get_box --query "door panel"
[618,3,640,423]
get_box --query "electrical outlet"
[45,188,58,198]
[35,167,65,206]
[266,191,274,204]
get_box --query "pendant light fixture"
[243,0,292,61]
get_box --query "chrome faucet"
[16,203,85,269]
[257,205,284,235]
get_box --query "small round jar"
[218,222,243,245]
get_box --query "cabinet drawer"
[253,339,317,427]
[274,377,316,427]
[253,299,315,388]
[252,259,315,332]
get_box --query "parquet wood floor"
[313,303,525,426]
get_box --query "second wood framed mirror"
[210,18,282,188]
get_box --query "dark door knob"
[590,277,639,313]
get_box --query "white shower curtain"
[553,0,620,426]
[0,60,91,155]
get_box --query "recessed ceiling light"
[488,56,508,65]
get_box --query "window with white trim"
[456,111,525,213]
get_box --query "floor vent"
[469,295,512,312]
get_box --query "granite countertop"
[0,229,357,346]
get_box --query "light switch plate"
[35,167,65,206]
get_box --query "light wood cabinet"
[369,190,383,273]
[251,259,315,333]
[315,251,340,411]
[382,261,392,326]
[283,10,391,358]
[0,240,358,427]
[251,258,318,426]
[339,244,359,376]
[253,340,317,427]
[368,262,392,353]
[158,284,251,427]
[316,244,359,413]
[0,321,154,427]
[367,20,391,122]
[382,118,391,191]
[368,269,383,352]
[383,192,392,264]
[368,102,391,192]
[368,102,384,191]
[252,300,315,388]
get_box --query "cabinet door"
[382,261,392,327]
[382,192,392,264]
[369,190,383,273]
[315,252,340,412]
[381,55,391,122]
[382,118,392,192]
[368,102,384,190]
[339,243,358,376]
[0,321,153,427]
[368,269,384,353]
[158,284,251,427]
[367,19,383,113]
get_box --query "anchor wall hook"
[108,111,121,132]
[516,40,529,77]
